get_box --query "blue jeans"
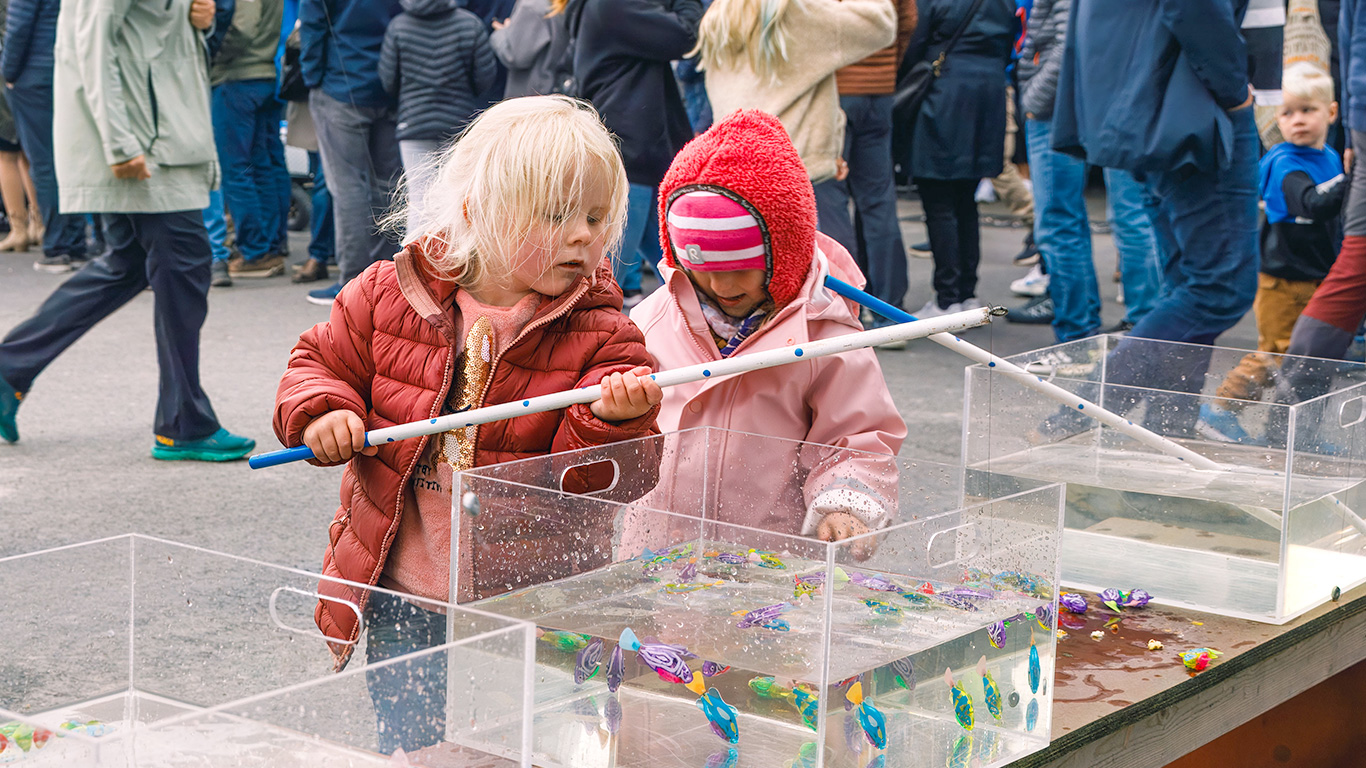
[213,79,291,261]
[5,84,85,258]
[308,151,335,264]
[615,184,660,293]
[838,94,908,310]
[1026,118,1099,342]
[365,591,447,755]
[1103,168,1161,325]
[202,189,230,263]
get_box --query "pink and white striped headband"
[666,190,767,272]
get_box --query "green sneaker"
[151,428,256,462]
[0,373,19,443]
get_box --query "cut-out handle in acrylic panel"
[927,523,981,570]
[269,586,362,645]
[1340,396,1366,428]
[557,458,620,496]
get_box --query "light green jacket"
[54,0,217,213]
[211,0,284,86]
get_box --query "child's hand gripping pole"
[247,306,999,469]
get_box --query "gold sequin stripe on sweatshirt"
[436,316,493,471]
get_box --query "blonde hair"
[692,0,796,82]
[1282,64,1335,105]
[392,96,629,291]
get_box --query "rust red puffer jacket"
[274,242,659,667]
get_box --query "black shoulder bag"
[893,0,989,126]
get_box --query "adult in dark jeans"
[832,0,917,333]
[0,0,254,460]
[213,0,292,282]
[2,0,87,273]
[299,0,403,306]
[902,0,1016,318]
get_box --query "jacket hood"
[658,110,817,309]
[400,0,458,17]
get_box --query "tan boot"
[28,214,43,245]
[0,228,29,252]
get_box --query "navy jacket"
[1050,0,1250,175]
[1342,0,1366,137]
[2,0,58,87]
[299,0,403,108]
[380,0,497,141]
[570,0,702,187]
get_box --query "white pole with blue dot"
[247,306,997,469]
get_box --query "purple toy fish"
[945,587,994,599]
[677,560,698,582]
[1059,593,1088,614]
[987,620,1007,649]
[844,712,865,753]
[621,628,697,684]
[931,592,981,611]
[1121,589,1152,608]
[737,602,793,629]
[1099,588,1124,611]
[606,644,625,692]
[702,660,732,678]
[851,572,903,593]
[604,694,622,734]
[716,552,748,565]
[1035,603,1054,630]
[575,638,604,685]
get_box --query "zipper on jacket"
[473,278,594,414]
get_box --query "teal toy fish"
[789,685,820,728]
[698,688,740,744]
[845,681,887,749]
[948,733,973,768]
[945,667,974,731]
[1028,636,1041,694]
[1025,698,1039,732]
[977,656,1003,722]
[538,628,590,652]
[864,597,902,615]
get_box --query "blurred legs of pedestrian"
[6,85,88,273]
[1025,117,1099,342]
[204,189,233,287]
[398,139,442,237]
[293,150,334,284]
[308,89,402,305]
[615,184,661,309]
[0,211,254,459]
[215,79,289,279]
[992,87,1036,265]
[837,93,908,317]
[916,177,982,316]
[1103,167,1161,330]
[0,143,35,254]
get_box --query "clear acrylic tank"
[964,335,1366,623]
[0,534,534,767]
[450,427,1065,768]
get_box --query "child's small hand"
[590,366,664,423]
[817,511,876,561]
[303,410,378,464]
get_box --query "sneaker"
[958,297,984,311]
[1195,403,1254,444]
[1007,295,1054,324]
[0,372,20,443]
[291,256,330,284]
[33,254,73,273]
[210,259,232,288]
[909,240,931,252]
[912,299,951,319]
[1012,236,1040,266]
[1100,320,1134,335]
[307,282,343,306]
[1030,405,1095,444]
[1022,348,1098,378]
[151,428,256,462]
[1011,265,1049,297]
[228,253,286,278]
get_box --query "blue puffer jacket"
[2,0,58,88]
[1050,0,1250,175]
[299,0,403,108]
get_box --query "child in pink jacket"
[630,109,907,547]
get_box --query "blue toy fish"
[604,694,622,734]
[866,756,887,768]
[606,643,625,692]
[1028,637,1041,695]
[864,597,902,615]
[977,656,1003,722]
[945,667,974,731]
[575,638,603,685]
[845,681,888,749]
[1025,698,1038,732]
[890,656,915,690]
[698,688,740,744]
[789,685,820,728]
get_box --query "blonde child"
[631,109,906,554]
[272,96,662,755]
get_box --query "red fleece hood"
[657,110,817,309]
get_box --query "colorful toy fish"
[899,590,932,607]
[1029,637,1041,694]
[977,656,1003,722]
[1025,698,1039,732]
[1099,588,1124,612]
[987,620,1007,648]
[749,549,786,569]
[794,576,821,601]
[786,741,819,768]
[930,592,981,611]
[698,688,740,744]
[789,685,820,727]
[948,734,973,768]
[571,697,600,735]
[1035,603,1054,630]
[864,597,901,615]
[705,747,740,768]
[538,629,590,652]
[736,602,794,630]
[749,676,793,699]
[575,638,603,684]
[1121,589,1152,608]
[802,567,850,587]
[845,681,888,749]
[0,721,54,754]
[676,560,698,582]
[0,732,7,753]
[702,661,732,678]
[662,580,724,594]
[851,572,903,592]
[716,552,748,565]
[604,694,622,734]
[619,627,697,684]
[1178,648,1222,671]
[866,755,887,768]
[606,644,625,692]
[1059,592,1088,614]
[945,668,974,731]
[890,656,915,690]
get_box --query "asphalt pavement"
[0,193,1259,567]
